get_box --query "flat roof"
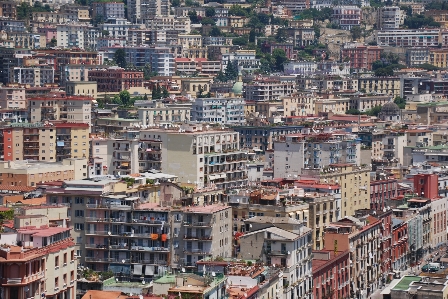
[392,276,422,291]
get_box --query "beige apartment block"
[0,85,26,109]
[39,126,56,161]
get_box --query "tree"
[346,109,362,115]
[162,87,169,98]
[113,48,127,68]
[418,63,439,71]
[102,30,110,36]
[394,96,406,109]
[229,5,248,17]
[143,93,148,101]
[188,10,200,23]
[201,17,215,26]
[232,37,248,46]
[171,0,180,6]
[215,71,227,82]
[49,37,57,47]
[118,90,132,107]
[374,67,394,76]
[249,30,256,43]
[210,26,222,37]
[365,105,382,117]
[224,60,238,81]
[152,84,163,100]
[404,14,440,29]
[272,49,288,71]
[205,7,215,17]
[350,26,362,40]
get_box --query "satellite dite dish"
[122,259,126,263]
[108,231,111,235]
[182,268,186,272]
[212,272,216,277]
[142,280,146,285]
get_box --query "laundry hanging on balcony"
[161,234,167,242]
[151,234,159,240]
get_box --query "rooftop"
[392,276,421,291]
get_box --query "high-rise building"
[127,0,170,24]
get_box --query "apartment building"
[0,223,77,299]
[341,43,383,71]
[102,46,175,76]
[56,23,100,50]
[429,48,448,68]
[29,95,92,125]
[88,67,144,92]
[391,219,408,271]
[31,11,78,23]
[233,125,304,151]
[172,205,233,269]
[296,76,358,92]
[11,67,54,87]
[0,1,17,19]
[324,216,382,299]
[143,124,248,188]
[60,64,103,86]
[222,50,260,73]
[191,98,246,125]
[99,18,139,40]
[0,122,90,162]
[312,250,351,299]
[92,2,125,20]
[358,77,401,97]
[0,158,87,186]
[405,48,430,67]
[332,6,362,30]
[240,218,313,299]
[244,77,296,102]
[370,177,397,211]
[138,105,191,126]
[127,0,170,23]
[376,29,440,47]
[377,6,404,29]
[0,85,26,109]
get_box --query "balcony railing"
[183,235,212,240]
[183,221,212,227]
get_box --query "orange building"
[342,44,383,71]
[88,67,144,92]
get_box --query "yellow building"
[319,164,371,218]
[245,101,256,117]
[430,49,448,68]
[358,77,401,97]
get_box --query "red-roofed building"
[342,44,383,71]
[312,250,350,299]
[88,67,144,92]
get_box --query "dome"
[232,81,243,95]
[380,102,400,115]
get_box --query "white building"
[378,6,405,30]
[222,50,260,73]
[12,67,54,87]
[273,135,305,179]
[127,0,170,24]
[376,29,441,47]
[99,18,139,40]
[284,61,317,75]
[57,23,100,50]
[191,98,246,125]
[332,6,362,30]
[430,196,447,248]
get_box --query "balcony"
[183,235,213,240]
[265,250,289,256]
[85,217,127,223]
[183,221,212,227]
[184,248,208,255]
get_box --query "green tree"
[229,5,248,17]
[143,93,148,101]
[345,109,362,115]
[418,63,439,71]
[350,26,362,40]
[365,105,382,117]
[162,87,169,98]
[404,14,440,29]
[224,60,238,81]
[215,71,227,82]
[210,26,222,37]
[49,37,57,47]
[313,24,321,39]
[249,30,256,43]
[201,17,215,26]
[205,7,215,17]
[272,49,288,71]
[394,96,406,109]
[171,0,180,6]
[119,90,131,107]
[102,30,110,36]
[232,37,248,46]
[113,48,127,68]
[188,10,200,23]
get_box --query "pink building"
[37,26,57,44]
[312,250,350,299]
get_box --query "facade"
[332,6,362,30]
[358,77,401,97]
[376,29,441,47]
[312,250,351,299]
[88,67,144,92]
[341,44,383,71]
[138,105,191,126]
[391,219,408,271]
[12,67,54,87]
[0,85,26,109]
[191,98,246,125]
[370,178,397,211]
[405,48,430,67]
[127,0,170,23]
[244,77,296,102]
[143,124,248,189]
[377,6,404,29]
[29,96,92,125]
[92,2,125,20]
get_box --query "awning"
[57,141,64,146]
[146,149,152,152]
[133,264,143,275]
[121,162,129,167]
[209,175,217,180]
[145,265,155,275]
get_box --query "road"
[369,246,446,299]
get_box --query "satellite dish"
[212,272,216,277]
[182,268,186,272]
[108,231,111,235]
[142,281,146,285]
[122,259,126,263]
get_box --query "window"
[74,223,84,230]
[55,256,59,267]
[63,253,67,264]
[55,277,59,288]
[71,250,74,261]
